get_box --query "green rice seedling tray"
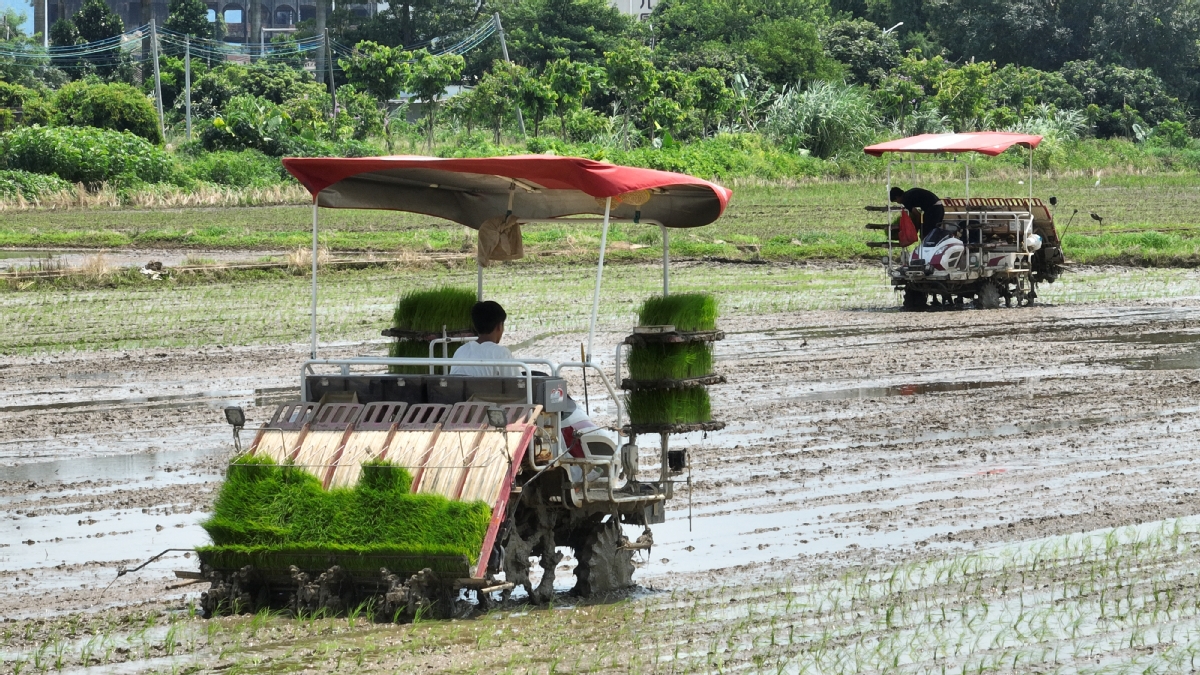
[392,287,476,333]
[626,387,713,426]
[201,456,491,577]
[637,293,718,332]
[626,342,715,381]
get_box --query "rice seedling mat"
[620,374,727,390]
[623,330,726,346]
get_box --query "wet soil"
[4,298,1200,629]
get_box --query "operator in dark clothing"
[891,187,945,237]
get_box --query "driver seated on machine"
[450,301,614,462]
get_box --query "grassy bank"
[3,175,1200,268]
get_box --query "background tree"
[519,70,556,137]
[604,43,657,148]
[407,49,466,148]
[74,0,124,44]
[822,19,900,86]
[474,60,525,143]
[545,58,599,138]
[339,42,412,106]
[503,0,631,69]
[165,0,213,38]
[690,67,733,137]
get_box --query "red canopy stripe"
[863,132,1043,157]
[282,155,732,206]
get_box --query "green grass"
[626,343,714,381]
[200,456,491,573]
[392,287,475,332]
[637,293,718,331]
[626,387,712,425]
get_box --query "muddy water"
[5,303,1200,618]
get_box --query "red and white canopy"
[282,155,732,229]
[863,132,1043,157]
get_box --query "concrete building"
[30,0,378,44]
[609,0,654,22]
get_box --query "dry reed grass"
[77,253,111,281]
[0,183,311,211]
[287,246,332,271]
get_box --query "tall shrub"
[0,126,180,185]
[763,80,877,158]
[53,81,163,144]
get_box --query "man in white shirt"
[449,301,521,376]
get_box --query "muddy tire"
[977,281,1003,310]
[902,288,927,311]
[573,520,634,597]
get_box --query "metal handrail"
[302,357,558,405]
[555,361,623,433]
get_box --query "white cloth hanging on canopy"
[476,213,524,267]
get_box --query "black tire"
[902,288,927,311]
[977,281,1003,310]
[572,520,634,597]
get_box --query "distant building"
[610,0,654,22]
[31,0,377,44]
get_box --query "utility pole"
[151,20,165,142]
[185,36,192,141]
[315,0,326,84]
[326,28,337,112]
[493,12,525,137]
[43,0,48,48]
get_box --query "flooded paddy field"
[4,262,1200,672]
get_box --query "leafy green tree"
[339,41,412,105]
[690,67,733,137]
[520,70,557,138]
[646,69,695,138]
[327,0,478,51]
[604,43,657,147]
[165,0,212,38]
[822,19,900,86]
[50,18,80,46]
[74,0,124,44]
[407,49,465,147]
[651,0,836,86]
[504,0,631,68]
[333,84,386,140]
[474,61,524,143]
[933,61,993,131]
[1089,0,1200,101]
[1060,59,1185,137]
[545,58,600,138]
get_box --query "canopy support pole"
[660,224,669,296]
[310,200,319,359]
[586,197,612,362]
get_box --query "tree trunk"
[559,112,567,139]
[427,101,435,150]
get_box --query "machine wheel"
[977,281,1003,310]
[902,288,927,311]
[572,520,634,597]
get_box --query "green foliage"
[0,169,74,200]
[392,286,476,332]
[763,81,877,158]
[408,49,466,145]
[340,41,412,104]
[53,81,162,144]
[333,85,385,140]
[49,18,79,47]
[1061,60,1185,137]
[626,387,712,424]
[0,81,54,126]
[627,343,714,380]
[503,0,632,69]
[165,0,214,38]
[545,58,601,137]
[73,0,123,44]
[1151,120,1191,149]
[201,94,289,155]
[0,126,180,185]
[637,292,718,331]
[185,149,283,187]
[200,455,492,572]
[823,19,900,86]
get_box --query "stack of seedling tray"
[197,456,491,581]
[622,293,726,436]
[382,287,476,373]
